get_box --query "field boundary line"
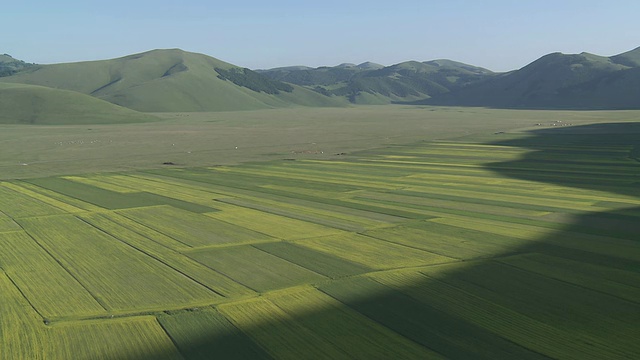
[115,210,194,249]
[248,244,330,279]
[494,258,640,306]
[14,222,110,313]
[74,215,226,298]
[1,269,46,321]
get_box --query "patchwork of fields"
[1,125,639,359]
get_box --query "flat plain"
[1,105,639,359]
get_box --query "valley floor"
[1,107,639,359]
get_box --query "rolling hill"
[423,47,640,109]
[0,83,158,125]
[0,49,345,112]
[259,60,493,104]
[0,54,35,77]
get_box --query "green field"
[1,106,639,359]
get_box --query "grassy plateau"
[0,105,639,359]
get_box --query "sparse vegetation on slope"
[215,67,293,94]
[0,54,35,77]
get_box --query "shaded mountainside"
[0,49,345,112]
[422,47,640,109]
[259,60,493,104]
[0,83,158,125]
[261,46,640,109]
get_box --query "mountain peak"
[356,62,384,70]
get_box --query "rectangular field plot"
[370,269,627,360]
[216,197,384,233]
[498,253,640,303]
[11,181,105,212]
[151,167,422,219]
[205,203,344,240]
[254,242,371,278]
[24,177,160,210]
[0,183,67,218]
[17,215,219,312]
[94,174,230,203]
[188,245,326,292]
[217,297,352,360]
[62,175,138,193]
[262,286,443,359]
[388,185,602,213]
[418,261,640,355]
[1,182,88,214]
[318,277,545,360]
[0,231,106,319]
[429,216,640,262]
[118,205,273,248]
[364,221,527,260]
[261,184,351,200]
[210,165,403,191]
[296,233,454,270]
[46,317,183,360]
[27,176,216,213]
[79,212,255,299]
[428,216,556,241]
[1,267,182,360]
[1,270,48,360]
[355,190,552,218]
[157,308,270,360]
[216,188,406,225]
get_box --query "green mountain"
[423,47,640,109]
[0,82,158,125]
[611,46,640,67]
[259,60,493,104]
[3,46,639,111]
[0,54,35,77]
[0,49,345,112]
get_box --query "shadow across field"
[139,123,640,360]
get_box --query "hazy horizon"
[4,0,640,72]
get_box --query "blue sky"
[3,1,639,71]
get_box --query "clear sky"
[3,0,639,72]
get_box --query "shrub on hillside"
[215,67,294,94]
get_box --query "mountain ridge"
[3,46,640,111]
[421,48,640,109]
[258,58,493,104]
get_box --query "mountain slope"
[0,54,35,77]
[1,49,345,112]
[611,46,640,67]
[423,49,640,109]
[260,60,493,104]
[0,83,158,124]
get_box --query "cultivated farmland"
[1,109,639,359]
